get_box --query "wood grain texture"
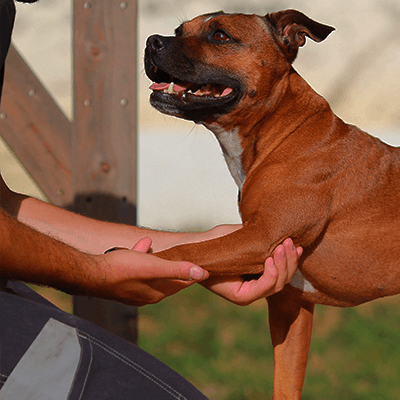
[73,0,137,204]
[72,0,139,344]
[0,45,73,206]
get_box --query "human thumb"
[132,237,152,253]
[189,265,208,281]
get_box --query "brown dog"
[144,9,400,399]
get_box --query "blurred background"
[1,1,399,399]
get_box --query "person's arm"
[1,177,234,255]
[1,175,302,306]
[1,175,213,304]
[0,206,210,305]
[0,206,98,292]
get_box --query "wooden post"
[73,0,137,202]
[71,0,139,344]
[1,0,139,344]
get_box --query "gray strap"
[0,318,81,400]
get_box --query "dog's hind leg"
[267,291,314,399]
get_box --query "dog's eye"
[212,30,231,42]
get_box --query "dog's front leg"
[267,291,314,399]
[155,224,276,275]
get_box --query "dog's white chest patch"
[289,270,316,293]
[206,125,245,190]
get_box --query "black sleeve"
[0,0,16,102]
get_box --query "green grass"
[303,302,400,400]
[139,284,275,399]
[138,285,400,400]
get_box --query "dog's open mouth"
[145,59,242,121]
[150,77,234,105]
[149,67,235,104]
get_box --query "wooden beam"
[0,45,73,207]
[72,0,139,344]
[73,0,137,202]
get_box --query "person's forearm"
[0,207,98,294]
[0,207,211,303]
[15,195,211,254]
[1,176,240,255]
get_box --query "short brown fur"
[145,10,400,398]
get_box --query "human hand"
[95,238,209,306]
[201,238,302,306]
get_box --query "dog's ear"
[265,10,335,61]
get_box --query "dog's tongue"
[149,82,169,91]
[150,82,190,92]
[150,82,234,97]
[221,87,233,96]
[172,83,190,92]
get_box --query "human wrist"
[65,252,111,298]
[41,248,101,297]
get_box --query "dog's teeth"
[168,82,174,94]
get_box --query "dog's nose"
[146,35,166,51]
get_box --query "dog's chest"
[206,125,246,190]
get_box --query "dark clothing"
[0,282,207,399]
[0,0,15,101]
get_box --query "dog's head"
[144,10,334,124]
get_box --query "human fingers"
[98,250,208,305]
[268,238,303,291]
[229,255,287,305]
[238,257,280,302]
[201,260,279,306]
[283,238,303,281]
[132,237,152,253]
[269,244,288,292]
[201,244,292,305]
[105,249,210,282]
[144,256,209,282]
